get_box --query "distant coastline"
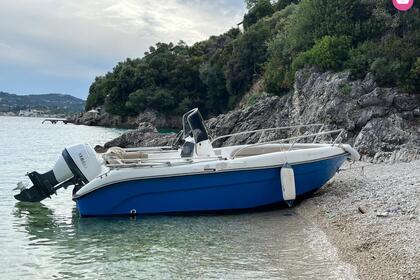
[0,110,68,119]
[0,113,68,119]
[0,91,85,117]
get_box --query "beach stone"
[358,206,367,214]
[387,207,400,213]
[376,212,389,218]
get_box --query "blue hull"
[76,155,347,216]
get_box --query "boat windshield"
[182,108,210,143]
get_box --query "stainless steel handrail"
[231,129,344,159]
[107,124,344,167]
[211,124,324,145]
[116,156,222,163]
[107,156,223,168]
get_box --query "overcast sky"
[0,0,245,99]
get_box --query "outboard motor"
[14,144,102,202]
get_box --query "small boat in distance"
[14,108,360,216]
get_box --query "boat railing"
[106,156,224,169]
[107,124,345,168]
[172,124,326,148]
[211,124,325,145]
[125,146,176,153]
[230,128,344,159]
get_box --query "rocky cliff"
[69,110,136,128]
[94,122,177,153]
[69,108,182,129]
[97,68,420,162]
[207,68,419,162]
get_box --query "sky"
[0,0,245,99]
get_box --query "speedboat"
[14,108,360,216]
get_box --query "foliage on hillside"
[0,92,85,113]
[86,0,419,117]
[264,0,420,94]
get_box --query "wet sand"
[297,160,420,280]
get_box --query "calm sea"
[0,116,357,280]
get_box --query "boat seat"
[103,147,148,164]
[231,145,289,158]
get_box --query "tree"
[226,19,272,106]
[287,0,373,52]
[274,0,300,11]
[85,76,110,110]
[245,0,258,9]
[243,0,275,30]
[262,4,298,95]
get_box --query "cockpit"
[180,108,214,158]
[182,108,210,142]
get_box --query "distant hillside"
[0,92,85,114]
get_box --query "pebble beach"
[297,160,420,280]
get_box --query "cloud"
[0,0,245,98]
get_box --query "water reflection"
[12,203,357,279]
[14,202,77,246]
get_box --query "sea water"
[0,116,357,280]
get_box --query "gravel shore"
[297,160,419,280]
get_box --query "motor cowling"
[62,143,102,183]
[14,144,102,202]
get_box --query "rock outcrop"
[206,68,419,162]
[94,122,177,152]
[70,108,182,129]
[98,68,419,162]
[136,109,182,129]
[69,108,138,128]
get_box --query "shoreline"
[5,115,418,278]
[297,160,419,280]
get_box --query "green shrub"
[406,58,420,93]
[246,92,264,107]
[292,36,352,72]
[262,5,298,95]
[363,36,417,88]
[346,41,378,80]
[286,0,373,52]
[370,58,408,87]
[340,84,352,95]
